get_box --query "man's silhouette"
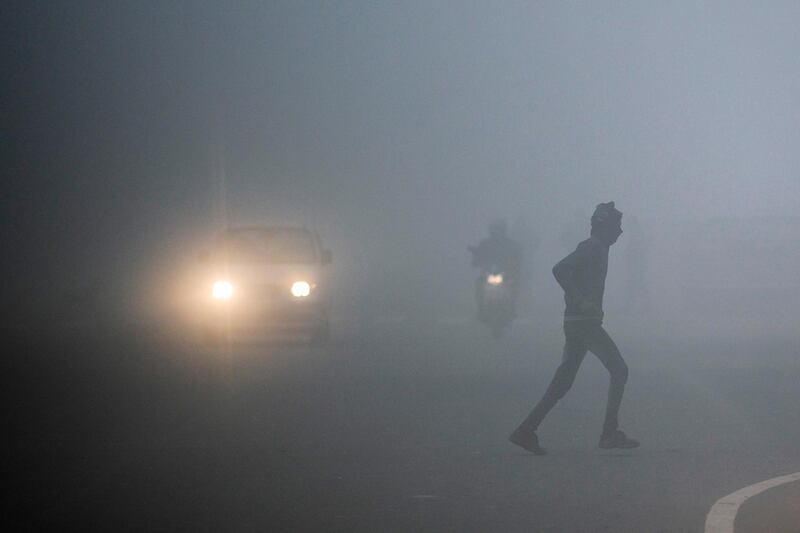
[509,202,639,455]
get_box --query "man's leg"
[509,325,587,453]
[586,326,638,448]
[523,326,588,430]
[585,325,628,435]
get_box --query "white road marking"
[704,471,800,533]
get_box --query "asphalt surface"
[8,318,800,531]
[735,480,800,533]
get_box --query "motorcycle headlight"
[211,280,234,300]
[291,281,312,298]
[487,274,504,286]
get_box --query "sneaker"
[599,429,640,450]
[509,423,547,455]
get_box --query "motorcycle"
[476,264,516,338]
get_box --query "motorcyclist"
[469,219,522,279]
[469,219,522,318]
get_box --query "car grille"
[252,283,284,300]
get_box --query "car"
[197,226,333,343]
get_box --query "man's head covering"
[590,202,622,229]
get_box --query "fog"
[9,4,800,530]
[5,1,800,335]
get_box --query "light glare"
[212,280,234,300]
[291,281,311,297]
[487,274,503,286]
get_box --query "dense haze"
[4,1,800,329]
[7,5,800,529]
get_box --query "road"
[8,318,800,531]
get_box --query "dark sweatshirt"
[552,236,608,322]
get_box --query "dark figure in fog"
[509,202,639,455]
[469,219,522,314]
[470,219,522,277]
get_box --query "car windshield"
[220,228,317,264]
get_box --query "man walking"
[509,202,639,455]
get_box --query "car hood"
[210,262,322,287]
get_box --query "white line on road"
[705,471,800,533]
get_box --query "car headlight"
[291,281,312,298]
[487,274,503,286]
[212,280,234,300]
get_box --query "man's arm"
[552,252,583,301]
[552,243,599,314]
[470,240,491,269]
